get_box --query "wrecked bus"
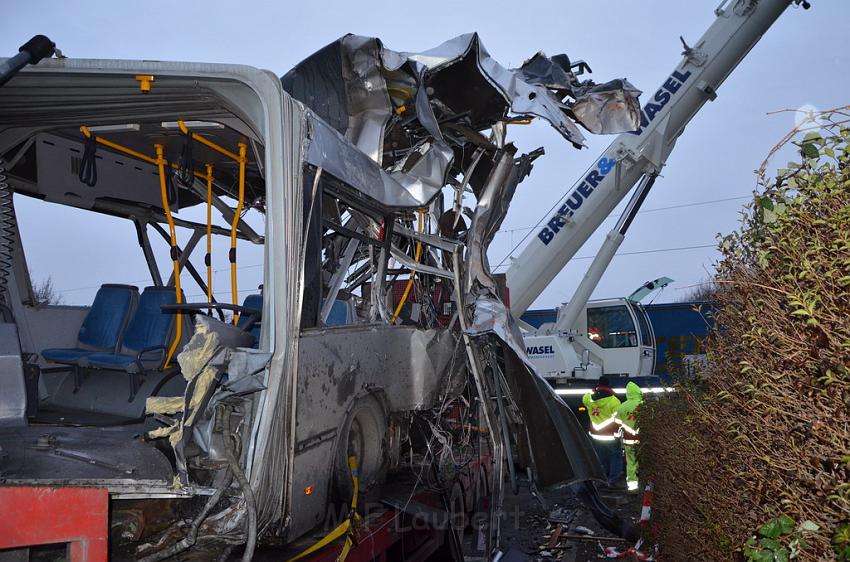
[0,33,639,559]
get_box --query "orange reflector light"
[578,406,586,412]
[304,485,315,496]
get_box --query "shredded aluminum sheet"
[303,114,445,210]
[460,141,604,489]
[572,79,643,134]
[144,318,269,486]
[285,32,641,211]
[397,33,589,144]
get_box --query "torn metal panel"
[282,35,394,165]
[464,296,604,487]
[145,317,269,486]
[386,139,454,205]
[413,33,587,143]
[192,344,269,456]
[339,35,395,165]
[464,147,519,296]
[517,52,576,90]
[397,33,640,144]
[288,32,641,215]
[466,296,529,370]
[572,79,642,134]
[304,114,444,210]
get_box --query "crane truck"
[506,0,809,396]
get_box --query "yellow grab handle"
[229,143,247,324]
[154,144,182,369]
[390,210,426,323]
[205,164,214,305]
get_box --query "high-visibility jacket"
[582,387,621,441]
[615,381,643,445]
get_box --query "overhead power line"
[56,277,154,294]
[492,243,717,270]
[495,195,750,236]
[57,264,264,294]
[494,194,748,268]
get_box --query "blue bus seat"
[236,294,262,346]
[41,284,139,389]
[85,286,184,401]
[325,299,352,326]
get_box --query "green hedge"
[640,117,850,561]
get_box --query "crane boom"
[506,0,800,317]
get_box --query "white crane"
[505,0,809,388]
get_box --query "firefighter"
[581,376,623,485]
[616,381,643,492]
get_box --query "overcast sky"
[3,0,848,309]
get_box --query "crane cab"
[521,297,655,388]
[578,298,655,379]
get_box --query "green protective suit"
[616,381,643,490]
[581,391,621,439]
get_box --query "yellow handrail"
[80,126,223,367]
[177,120,241,161]
[177,121,247,325]
[82,122,249,328]
[154,144,183,369]
[229,142,247,325]
[390,209,426,323]
[204,163,214,306]
[79,126,211,182]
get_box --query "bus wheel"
[333,394,387,505]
